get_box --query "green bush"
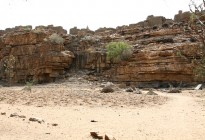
[106,42,133,63]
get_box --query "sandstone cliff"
[0,26,74,84]
[0,12,204,85]
[67,14,203,84]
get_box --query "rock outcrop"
[103,26,203,83]
[66,14,203,84]
[0,11,204,85]
[107,42,201,83]
[136,15,173,29]
[174,10,191,23]
[35,25,67,35]
[69,27,94,36]
[0,26,74,84]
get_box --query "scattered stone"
[52,123,58,126]
[29,117,45,124]
[105,134,116,140]
[18,115,26,118]
[10,113,18,117]
[1,112,6,115]
[90,132,103,139]
[195,84,203,90]
[168,88,181,93]
[101,86,114,93]
[147,90,158,95]
[91,120,98,122]
[125,87,134,92]
[45,133,51,135]
[10,113,26,118]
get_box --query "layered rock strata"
[0,12,203,84]
[0,27,74,83]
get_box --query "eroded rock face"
[107,43,201,82]
[103,26,203,83]
[65,15,203,83]
[0,11,203,84]
[0,27,74,84]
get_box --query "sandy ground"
[0,79,205,140]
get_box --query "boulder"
[101,86,114,93]
[195,84,203,90]
[125,87,134,92]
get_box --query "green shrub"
[106,42,133,63]
[48,33,65,44]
